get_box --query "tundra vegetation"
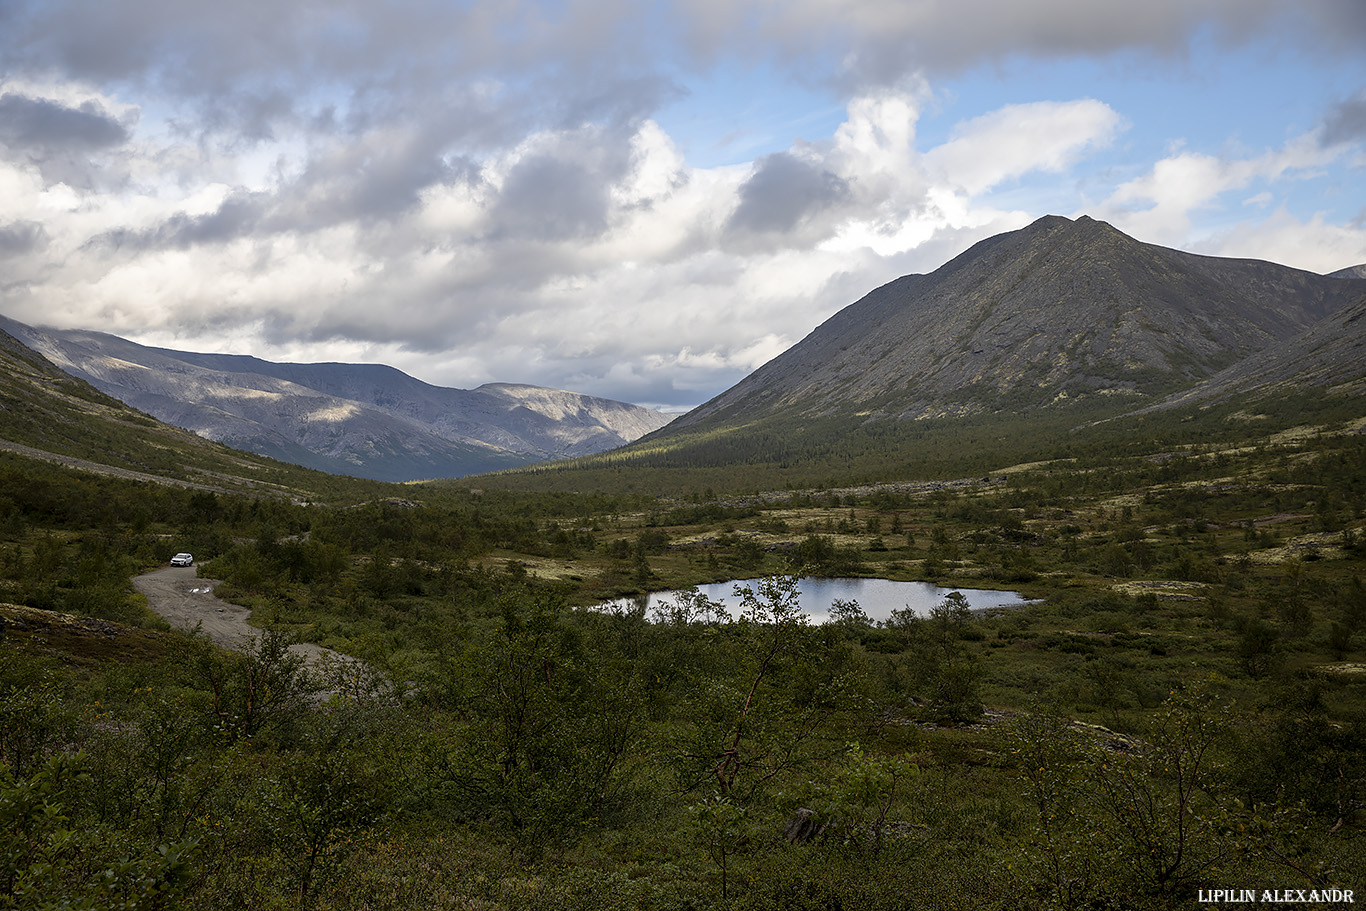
[2,392,1365,910]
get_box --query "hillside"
[0,325,368,501]
[669,216,1362,431]
[0,317,673,482]
[6,307,1366,910]
[1142,290,1366,411]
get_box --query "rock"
[782,807,827,844]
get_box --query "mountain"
[0,324,352,501]
[0,317,673,482]
[666,215,1365,432]
[1143,289,1366,410]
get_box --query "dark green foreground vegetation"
[3,395,1366,910]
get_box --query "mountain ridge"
[0,317,673,482]
[667,215,1364,432]
[0,323,350,501]
[1141,289,1366,411]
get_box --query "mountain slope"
[0,325,360,500]
[0,317,673,482]
[669,215,1363,430]
[155,352,669,458]
[1144,289,1366,410]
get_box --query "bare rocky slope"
[0,325,324,499]
[1143,289,1366,411]
[666,215,1365,432]
[0,317,673,482]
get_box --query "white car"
[170,553,194,566]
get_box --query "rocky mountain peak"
[671,215,1363,430]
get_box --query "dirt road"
[133,565,352,668]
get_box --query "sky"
[2,1,1365,413]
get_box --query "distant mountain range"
[0,316,673,482]
[0,322,328,500]
[664,215,1366,435]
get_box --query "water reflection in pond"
[602,577,1030,625]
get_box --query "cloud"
[923,100,1124,195]
[0,92,130,151]
[671,0,1366,85]
[491,153,614,243]
[0,221,48,258]
[727,152,852,235]
[1097,132,1342,242]
[0,91,133,187]
[1199,208,1366,274]
[163,192,268,248]
[1322,92,1366,147]
[279,133,470,229]
[85,191,268,252]
[0,80,1264,407]
[5,1,1362,122]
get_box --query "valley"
[2,216,1365,910]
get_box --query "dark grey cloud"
[79,192,268,253]
[0,221,49,258]
[0,0,665,147]
[670,0,1366,89]
[0,92,133,187]
[0,93,129,152]
[1303,0,1366,48]
[547,72,686,132]
[486,126,638,245]
[492,155,611,242]
[82,148,471,253]
[163,193,268,248]
[5,1,1363,123]
[199,89,301,145]
[3,0,1362,412]
[186,89,511,235]
[277,142,468,229]
[230,78,600,235]
[728,152,851,235]
[1322,92,1366,147]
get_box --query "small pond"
[600,577,1031,625]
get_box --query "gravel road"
[133,564,352,668]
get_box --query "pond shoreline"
[598,576,1031,624]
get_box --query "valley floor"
[3,407,1365,910]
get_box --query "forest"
[2,393,1365,910]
